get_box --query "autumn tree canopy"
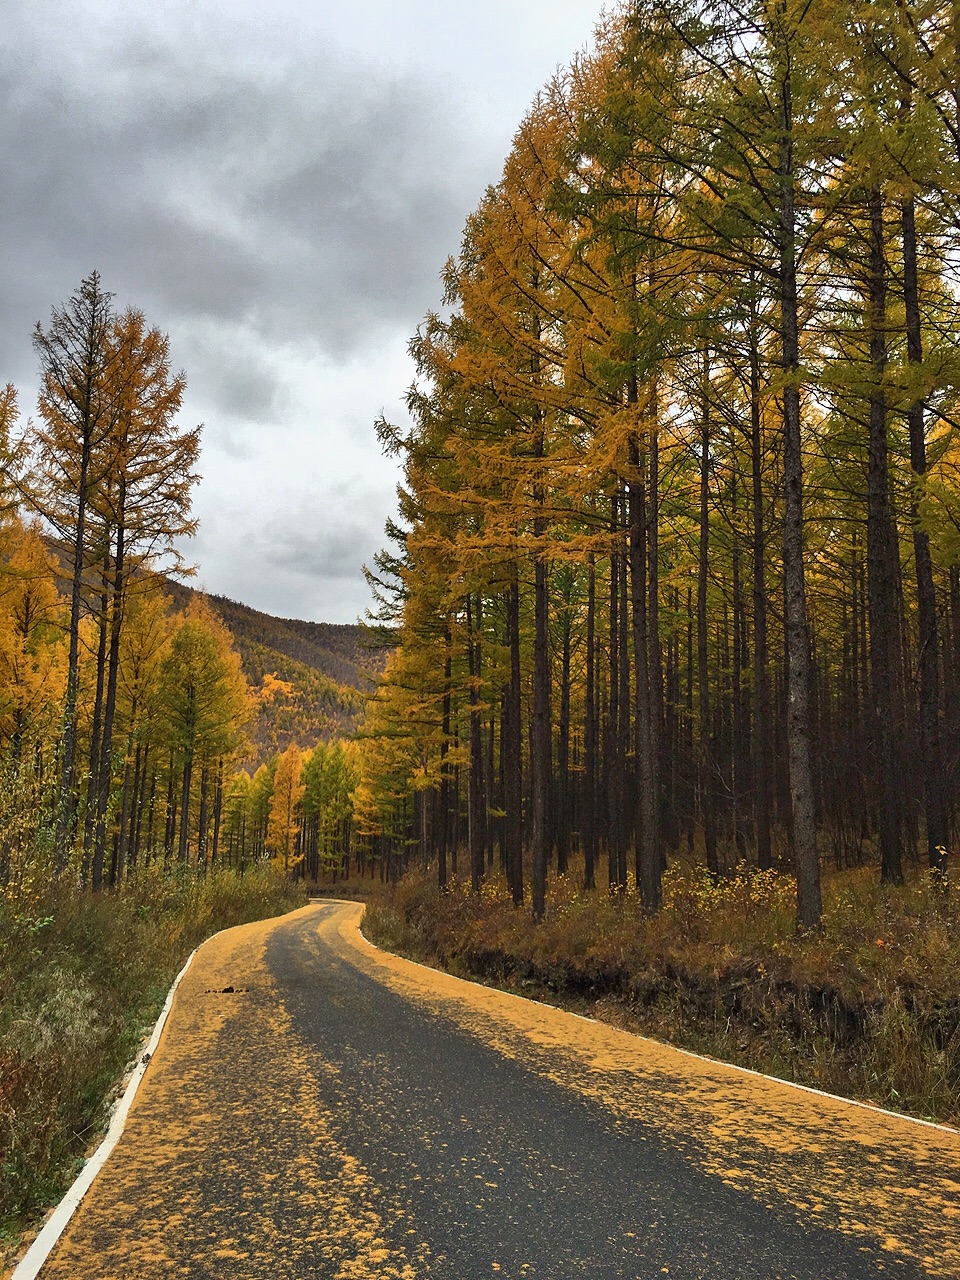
[356,0,960,928]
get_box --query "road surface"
[32,901,960,1278]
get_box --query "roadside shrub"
[0,865,305,1249]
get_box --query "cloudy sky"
[0,0,609,623]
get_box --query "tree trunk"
[118,732,139,879]
[93,514,127,880]
[698,351,719,876]
[865,186,903,886]
[685,587,695,854]
[901,195,948,883]
[85,559,111,888]
[617,525,630,881]
[731,470,749,861]
[197,763,210,871]
[583,551,598,890]
[778,53,822,926]
[504,571,524,905]
[607,495,627,893]
[438,625,452,890]
[749,306,774,870]
[178,752,193,864]
[467,594,487,894]
[647,398,664,875]
[556,606,572,877]
[211,758,223,867]
[531,550,551,920]
[629,427,661,910]
[133,745,151,870]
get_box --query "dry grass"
[305,873,379,902]
[0,865,306,1251]
[364,860,960,1127]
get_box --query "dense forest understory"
[358,861,960,1127]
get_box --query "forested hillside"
[35,548,377,762]
[164,583,376,690]
[162,583,376,756]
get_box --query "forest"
[10,0,959,933]
[4,0,960,1237]
[348,0,960,934]
[0,273,364,895]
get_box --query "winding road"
[29,901,960,1278]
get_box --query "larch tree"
[267,743,305,873]
[27,272,117,868]
[155,600,249,866]
[86,309,199,885]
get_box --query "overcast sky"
[0,1,609,623]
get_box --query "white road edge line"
[319,898,960,1139]
[11,946,201,1280]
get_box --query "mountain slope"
[163,583,386,759]
[41,535,380,760]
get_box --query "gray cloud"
[0,0,604,622]
[0,15,487,389]
[267,521,378,584]
[191,514,385,624]
[174,322,290,430]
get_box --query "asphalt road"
[34,901,960,1279]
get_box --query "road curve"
[33,901,959,1279]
